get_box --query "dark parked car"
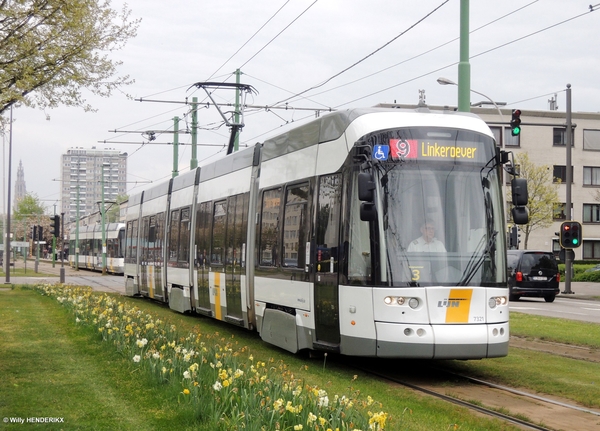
[507,250,560,302]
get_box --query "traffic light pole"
[563,84,574,295]
[60,213,65,283]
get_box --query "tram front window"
[383,165,505,286]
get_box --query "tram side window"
[117,228,125,258]
[196,202,212,266]
[130,219,138,260]
[259,188,282,267]
[211,201,227,265]
[141,216,150,262]
[226,193,249,268]
[155,212,165,264]
[282,183,309,269]
[168,209,180,262]
[178,208,191,265]
[347,173,371,284]
[147,216,156,262]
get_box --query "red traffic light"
[560,221,582,248]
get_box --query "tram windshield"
[347,126,507,287]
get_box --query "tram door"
[224,194,248,324]
[194,202,212,313]
[314,174,342,345]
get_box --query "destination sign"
[373,139,480,162]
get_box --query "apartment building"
[60,147,127,224]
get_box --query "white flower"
[133,355,141,363]
[136,338,148,348]
[183,370,191,379]
[213,381,222,391]
[318,396,329,407]
[152,352,160,360]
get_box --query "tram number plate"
[531,276,546,281]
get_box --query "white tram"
[69,223,126,274]
[124,107,528,359]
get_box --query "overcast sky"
[3,0,599,213]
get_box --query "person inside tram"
[407,219,446,252]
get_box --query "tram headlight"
[488,296,508,309]
[384,296,393,305]
[408,298,419,309]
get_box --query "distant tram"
[124,107,527,359]
[69,223,125,274]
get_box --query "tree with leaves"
[106,193,128,223]
[509,152,560,249]
[0,0,140,116]
[13,193,46,254]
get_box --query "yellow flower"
[182,388,190,395]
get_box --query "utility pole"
[172,116,179,178]
[563,84,574,295]
[458,0,471,112]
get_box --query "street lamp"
[437,77,505,122]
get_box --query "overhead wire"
[271,0,451,107]
[335,4,597,108]
[206,0,293,81]
[291,0,540,102]
[237,0,320,71]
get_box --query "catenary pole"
[190,97,198,169]
[172,116,179,178]
[234,69,241,152]
[458,0,471,112]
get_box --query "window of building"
[553,165,573,183]
[553,203,567,220]
[553,128,574,146]
[583,203,600,223]
[583,166,600,186]
[583,241,600,259]
[504,127,520,147]
[583,130,600,151]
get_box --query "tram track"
[351,358,600,431]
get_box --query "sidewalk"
[558,281,600,300]
[1,258,125,295]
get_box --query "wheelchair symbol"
[373,145,389,160]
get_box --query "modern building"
[60,147,127,225]
[379,103,600,260]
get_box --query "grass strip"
[2,285,568,430]
[0,287,189,430]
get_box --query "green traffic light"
[573,238,579,245]
[512,126,521,136]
